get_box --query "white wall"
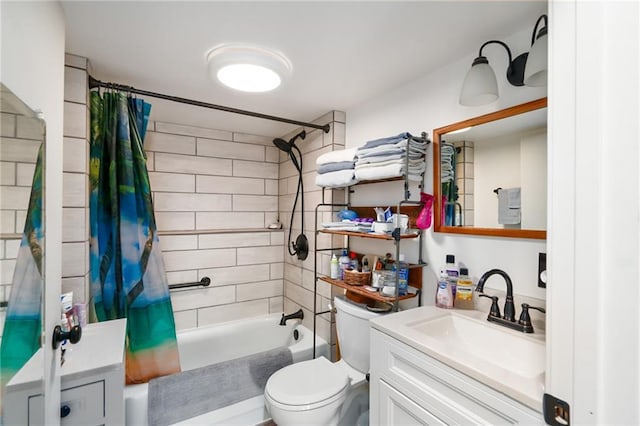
[1,0,66,419]
[520,130,546,229]
[346,26,547,301]
[474,133,521,227]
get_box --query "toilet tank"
[333,296,381,374]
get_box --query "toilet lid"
[266,357,349,406]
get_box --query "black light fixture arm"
[531,14,548,45]
[475,39,526,87]
[478,40,514,67]
[88,76,331,133]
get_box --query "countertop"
[6,318,127,390]
[370,306,545,411]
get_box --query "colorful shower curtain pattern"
[90,91,180,384]
[0,146,45,413]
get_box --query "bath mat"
[147,346,292,426]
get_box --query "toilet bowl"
[264,296,380,426]
[265,357,349,426]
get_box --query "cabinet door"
[378,380,447,426]
[371,329,543,425]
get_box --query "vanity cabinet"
[370,328,543,425]
[4,319,127,426]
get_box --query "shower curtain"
[0,146,44,414]
[90,91,180,384]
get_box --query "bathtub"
[125,313,329,425]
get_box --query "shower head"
[272,138,292,153]
[272,130,306,153]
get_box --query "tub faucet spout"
[279,309,304,326]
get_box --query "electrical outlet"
[538,252,547,288]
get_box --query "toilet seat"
[265,357,350,408]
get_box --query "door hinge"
[543,393,570,426]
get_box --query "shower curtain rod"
[88,76,331,133]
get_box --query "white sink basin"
[408,313,545,378]
[370,307,546,410]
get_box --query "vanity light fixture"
[459,14,548,106]
[206,43,292,93]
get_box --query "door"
[1,1,67,424]
[547,1,640,424]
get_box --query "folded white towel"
[355,158,425,173]
[355,153,404,165]
[356,140,407,158]
[354,163,418,182]
[315,169,359,188]
[316,147,357,165]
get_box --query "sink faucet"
[279,308,304,326]
[475,269,545,333]
[476,269,516,322]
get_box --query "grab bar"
[169,277,211,290]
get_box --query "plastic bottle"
[397,254,409,296]
[362,257,371,273]
[435,271,453,309]
[455,267,475,309]
[339,249,351,280]
[444,254,459,300]
[349,251,360,271]
[330,254,340,279]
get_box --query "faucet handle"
[479,294,501,318]
[518,303,546,332]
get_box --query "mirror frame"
[433,97,547,239]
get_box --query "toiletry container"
[339,249,350,280]
[435,272,453,309]
[444,254,459,300]
[397,254,409,296]
[349,251,359,271]
[330,254,339,279]
[455,267,474,309]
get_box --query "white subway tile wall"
[278,112,346,360]
[144,116,289,329]
[44,54,345,349]
[61,56,91,305]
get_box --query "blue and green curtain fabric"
[90,91,180,384]
[0,146,44,413]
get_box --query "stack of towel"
[315,147,358,188]
[354,132,427,181]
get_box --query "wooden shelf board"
[319,276,419,303]
[318,229,421,240]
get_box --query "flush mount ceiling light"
[206,43,292,93]
[459,14,548,106]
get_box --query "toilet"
[264,295,380,426]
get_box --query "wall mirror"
[433,98,547,239]
[1,82,46,422]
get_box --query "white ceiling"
[61,1,547,137]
